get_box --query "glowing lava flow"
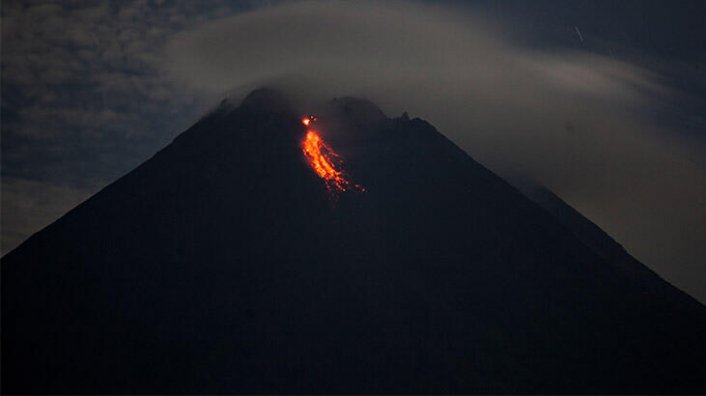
[301,116,365,194]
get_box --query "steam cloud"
[162,1,706,302]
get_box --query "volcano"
[3,89,705,393]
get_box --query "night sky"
[2,0,706,302]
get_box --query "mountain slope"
[3,89,705,393]
[521,184,705,309]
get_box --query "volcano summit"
[3,89,705,393]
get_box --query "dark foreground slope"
[3,89,705,393]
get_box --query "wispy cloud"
[161,0,706,302]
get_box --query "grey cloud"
[162,0,706,302]
[2,0,257,253]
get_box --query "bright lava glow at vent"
[301,115,365,195]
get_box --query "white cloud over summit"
[162,0,706,302]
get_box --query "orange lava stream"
[301,117,365,194]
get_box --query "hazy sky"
[2,0,705,302]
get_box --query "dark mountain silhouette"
[3,89,705,394]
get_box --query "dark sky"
[2,0,705,302]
